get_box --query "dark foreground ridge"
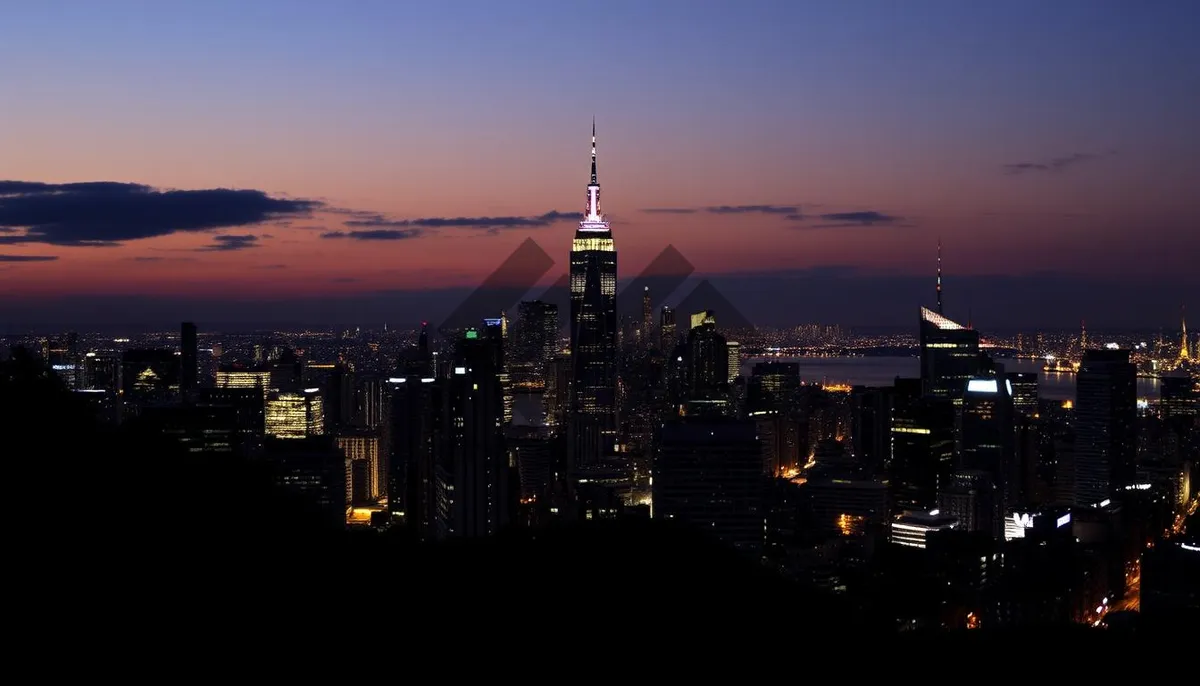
[2,348,1172,649]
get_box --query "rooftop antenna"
[936,238,943,315]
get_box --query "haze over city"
[2,0,1197,331]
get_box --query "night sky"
[2,1,1197,331]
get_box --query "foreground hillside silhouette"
[3,348,1161,647]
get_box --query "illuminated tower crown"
[579,117,610,232]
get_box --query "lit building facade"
[919,306,980,400]
[890,510,959,549]
[266,388,325,439]
[569,120,618,469]
[338,432,382,503]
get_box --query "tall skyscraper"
[436,324,512,538]
[919,306,980,400]
[660,306,676,352]
[513,300,559,391]
[654,418,765,555]
[180,322,197,395]
[641,286,653,350]
[1073,349,1137,506]
[569,119,618,469]
[959,375,1017,513]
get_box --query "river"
[741,356,1160,402]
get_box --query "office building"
[180,322,197,395]
[266,388,325,439]
[890,510,959,549]
[919,306,980,400]
[959,375,1017,511]
[569,120,618,469]
[654,418,765,555]
[1073,349,1137,506]
[660,305,676,352]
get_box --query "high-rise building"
[919,307,980,400]
[266,388,325,439]
[435,325,513,538]
[850,385,893,478]
[569,120,618,469]
[514,300,559,391]
[937,469,999,538]
[1073,349,1137,506]
[654,418,765,555]
[264,436,347,528]
[198,386,265,455]
[121,349,180,408]
[726,341,740,383]
[180,322,197,395]
[641,286,653,350]
[387,374,439,533]
[890,378,955,512]
[959,375,1017,512]
[216,367,271,400]
[1008,372,1039,417]
[682,318,729,401]
[338,431,382,505]
[747,362,801,413]
[660,306,676,352]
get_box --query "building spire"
[936,237,943,315]
[1181,305,1190,361]
[579,118,608,229]
[590,116,598,186]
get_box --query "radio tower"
[936,238,943,315]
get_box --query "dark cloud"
[321,229,425,241]
[197,234,259,252]
[707,205,799,215]
[640,208,698,214]
[1002,151,1113,175]
[0,180,320,246]
[0,254,58,262]
[331,277,358,283]
[127,255,198,263]
[252,263,288,270]
[640,205,802,216]
[800,211,907,228]
[342,210,583,232]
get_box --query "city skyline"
[2,1,1199,330]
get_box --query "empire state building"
[569,119,618,469]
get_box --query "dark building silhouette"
[435,324,514,538]
[263,435,347,528]
[121,348,180,409]
[680,315,729,406]
[513,299,559,392]
[180,322,197,395]
[198,386,265,455]
[851,385,893,478]
[659,305,676,352]
[959,374,1017,512]
[388,374,439,535]
[654,418,765,555]
[1073,349,1137,506]
[747,361,801,414]
[937,469,998,538]
[890,378,955,513]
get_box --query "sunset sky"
[2,0,1198,330]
